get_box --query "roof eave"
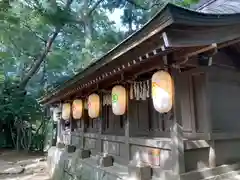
[40,3,240,105]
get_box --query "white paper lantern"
[112,85,126,115]
[88,93,100,118]
[62,103,71,120]
[72,99,83,119]
[151,70,173,113]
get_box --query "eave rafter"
[44,46,174,104]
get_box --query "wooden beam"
[218,37,240,49]
[173,38,240,65]
[162,32,170,47]
[173,44,217,62]
[186,43,217,57]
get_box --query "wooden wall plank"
[192,72,207,133]
[171,70,185,175]
[179,72,193,133]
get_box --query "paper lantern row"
[61,70,173,120]
[87,85,127,118]
[61,86,127,120]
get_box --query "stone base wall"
[47,143,240,180]
[47,147,127,180]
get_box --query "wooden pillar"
[125,117,130,162]
[69,101,78,146]
[171,70,185,178]
[75,119,82,149]
[97,93,103,153]
[96,118,103,153]
[55,107,62,143]
[209,140,216,168]
[82,108,90,149]
[205,74,216,167]
[80,119,85,149]
[69,106,73,145]
[59,104,65,143]
[171,123,185,175]
[57,119,61,143]
[125,87,130,162]
[58,118,65,144]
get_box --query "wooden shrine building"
[41,3,240,180]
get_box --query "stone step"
[203,170,240,180]
[181,163,240,180]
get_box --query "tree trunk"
[18,0,74,89]
[27,126,32,151]
[10,124,16,148]
[127,4,134,35]
[16,126,20,151]
[19,27,61,89]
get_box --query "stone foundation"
[47,147,128,180]
[48,146,240,180]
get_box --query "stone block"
[76,149,91,159]
[56,142,65,149]
[97,154,113,167]
[128,163,151,180]
[65,145,76,153]
[103,141,120,156]
[152,167,174,179]
[0,164,24,175]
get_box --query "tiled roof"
[198,0,240,13]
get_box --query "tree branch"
[125,0,165,10]
[66,0,102,26]
[125,0,148,10]
[8,36,36,58]
[19,0,74,89]
[19,27,61,89]
[22,24,47,45]
[35,119,45,136]
[66,18,85,25]
[88,0,105,16]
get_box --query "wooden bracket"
[174,43,218,66]
[162,32,170,47]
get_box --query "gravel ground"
[0,150,50,180]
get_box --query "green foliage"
[0,69,4,84]
[104,0,199,34]
[0,76,48,150]
[177,0,200,7]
